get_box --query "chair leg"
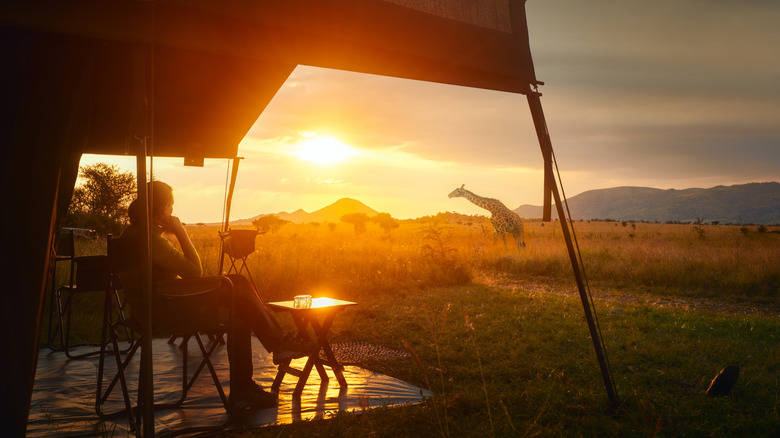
[95,291,112,413]
[47,287,62,350]
[62,290,77,358]
[63,289,117,360]
[113,290,135,352]
[96,320,140,416]
[96,327,230,434]
[56,287,74,355]
[194,333,229,410]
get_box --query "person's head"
[127,180,174,226]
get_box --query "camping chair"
[96,275,234,435]
[165,228,261,347]
[46,228,76,351]
[48,231,131,359]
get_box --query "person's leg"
[226,275,315,361]
[219,280,277,409]
[228,275,287,350]
[217,278,254,390]
[226,313,253,390]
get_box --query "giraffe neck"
[462,190,500,214]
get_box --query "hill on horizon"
[513,182,780,224]
[233,197,379,225]
[227,182,780,227]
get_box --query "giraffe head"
[448,184,467,199]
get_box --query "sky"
[80,0,780,223]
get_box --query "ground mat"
[28,337,430,436]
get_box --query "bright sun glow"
[295,135,355,165]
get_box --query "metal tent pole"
[131,8,155,430]
[526,90,619,406]
[135,142,155,436]
[218,156,242,275]
[224,156,242,232]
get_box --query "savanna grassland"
[45,217,780,437]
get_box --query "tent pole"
[223,156,242,232]
[218,156,242,275]
[526,91,619,406]
[135,143,155,436]
[131,5,155,431]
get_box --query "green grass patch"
[237,284,779,437]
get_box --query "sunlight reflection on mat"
[28,337,430,436]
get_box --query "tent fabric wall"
[2,1,536,95]
[384,0,513,32]
[0,28,93,435]
[85,42,296,158]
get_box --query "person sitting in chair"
[119,180,314,410]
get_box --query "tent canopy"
[1,1,542,435]
[3,0,537,159]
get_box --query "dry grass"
[46,218,778,347]
[185,218,779,303]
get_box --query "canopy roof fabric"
[384,0,513,32]
[1,1,541,435]
[3,0,536,158]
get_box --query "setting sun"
[295,135,355,165]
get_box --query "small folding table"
[267,297,357,397]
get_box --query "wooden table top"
[267,297,357,311]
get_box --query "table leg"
[309,313,347,387]
[272,308,350,397]
[271,360,288,392]
[293,357,316,398]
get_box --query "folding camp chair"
[46,228,76,351]
[48,231,130,359]
[166,227,263,348]
[96,275,234,435]
[166,228,263,347]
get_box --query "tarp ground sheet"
[28,337,430,436]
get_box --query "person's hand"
[162,215,186,236]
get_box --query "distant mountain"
[234,197,379,225]
[513,182,780,224]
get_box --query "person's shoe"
[229,381,277,411]
[272,335,319,365]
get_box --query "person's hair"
[127,180,174,225]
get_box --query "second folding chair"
[49,231,131,359]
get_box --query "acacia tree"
[341,212,370,235]
[67,163,136,235]
[252,215,289,234]
[371,212,399,233]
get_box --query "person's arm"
[155,216,202,278]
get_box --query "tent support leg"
[526,91,619,406]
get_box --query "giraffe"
[448,184,526,249]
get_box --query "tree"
[252,215,290,234]
[371,212,399,233]
[67,163,136,235]
[340,212,370,235]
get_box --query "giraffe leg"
[514,232,526,250]
[501,232,508,249]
